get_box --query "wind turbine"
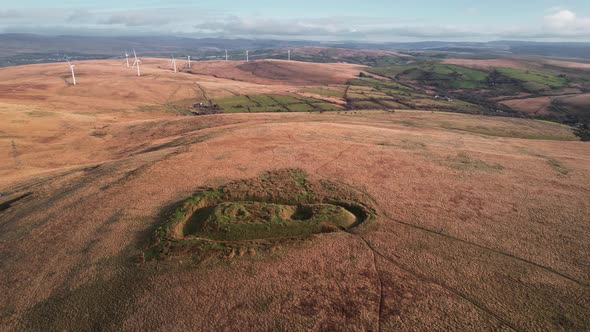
[187,55,191,68]
[171,56,177,73]
[131,49,141,77]
[67,60,76,86]
[245,50,249,62]
[125,50,130,68]
[288,49,291,61]
[225,49,228,61]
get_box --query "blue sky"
[1,0,590,41]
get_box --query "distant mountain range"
[1,34,590,67]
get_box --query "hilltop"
[0,56,589,331]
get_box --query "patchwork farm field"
[214,94,342,113]
[0,57,589,331]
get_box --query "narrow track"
[314,144,356,172]
[384,212,589,288]
[11,140,21,167]
[351,232,522,331]
[194,82,209,102]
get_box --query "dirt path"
[165,84,183,103]
[383,212,589,288]
[314,144,357,172]
[356,234,385,332]
[355,233,523,332]
[194,82,209,103]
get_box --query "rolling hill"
[1,57,589,331]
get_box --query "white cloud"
[191,15,484,40]
[2,7,590,41]
[0,9,23,19]
[97,8,214,28]
[544,9,590,35]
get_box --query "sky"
[1,0,590,42]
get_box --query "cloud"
[543,9,590,35]
[192,15,482,40]
[194,16,361,37]
[66,9,95,23]
[2,7,590,41]
[190,11,590,40]
[102,11,178,27]
[0,9,22,19]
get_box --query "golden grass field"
[0,59,589,331]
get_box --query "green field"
[215,96,258,113]
[347,86,390,100]
[269,95,305,104]
[248,105,289,113]
[348,77,412,91]
[213,94,340,113]
[432,64,488,81]
[344,74,484,113]
[249,95,278,105]
[366,62,489,90]
[300,87,344,98]
[370,62,568,92]
[352,57,586,138]
[496,67,567,91]
[289,103,317,112]
[366,64,421,79]
[315,103,343,111]
[380,100,406,108]
[350,100,384,109]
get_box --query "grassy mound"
[184,202,357,241]
[148,169,375,259]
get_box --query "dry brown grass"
[500,96,553,115]
[542,59,590,70]
[442,57,590,74]
[0,59,349,115]
[0,61,589,331]
[556,93,590,107]
[185,59,362,85]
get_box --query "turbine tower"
[125,50,130,67]
[171,56,177,73]
[67,60,76,86]
[225,49,228,61]
[187,55,191,68]
[288,49,291,61]
[131,49,141,77]
[246,50,249,62]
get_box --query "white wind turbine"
[171,55,177,73]
[187,55,191,68]
[67,60,76,86]
[125,50,130,67]
[245,50,249,62]
[288,49,291,61]
[131,49,141,77]
[225,49,229,61]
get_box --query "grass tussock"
[445,152,504,172]
[547,159,571,175]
